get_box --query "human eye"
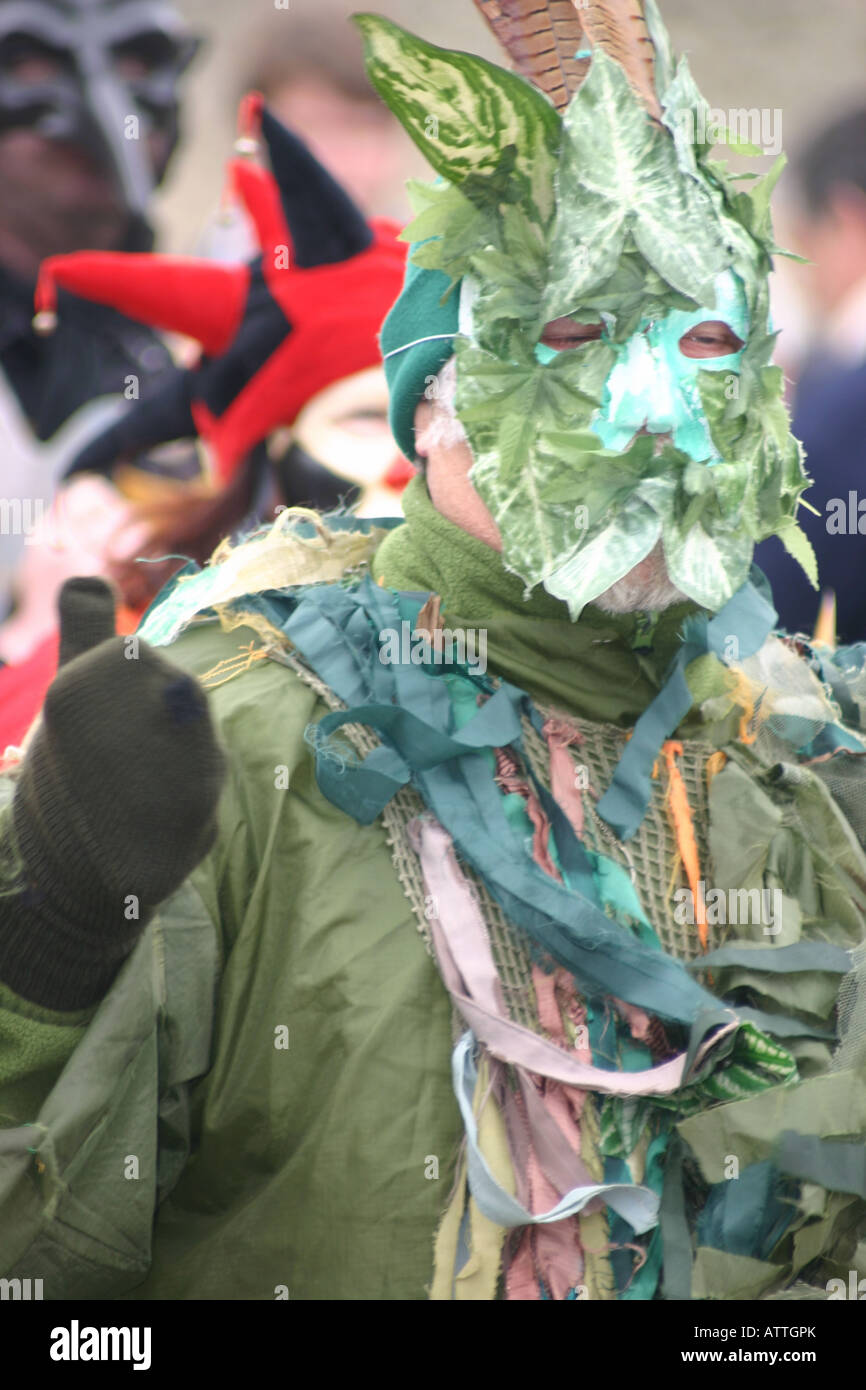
[678,320,744,359]
[539,316,604,350]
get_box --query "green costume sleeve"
[0,781,93,1122]
[0,772,221,1296]
[128,618,463,1300]
[2,613,463,1300]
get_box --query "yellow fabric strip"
[430,1055,514,1300]
[578,1094,617,1301]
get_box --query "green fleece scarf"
[372,476,727,733]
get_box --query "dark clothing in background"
[0,266,176,443]
[755,353,866,643]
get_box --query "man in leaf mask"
[374,7,815,619]
[1,2,866,1304]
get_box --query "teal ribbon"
[686,942,852,975]
[697,1160,797,1259]
[309,687,524,824]
[596,569,777,840]
[775,1132,866,1200]
[277,575,730,1026]
[660,1132,692,1300]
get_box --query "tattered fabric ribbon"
[503,968,594,1299]
[596,569,777,840]
[409,814,738,1097]
[542,716,588,840]
[278,576,727,1027]
[453,1032,660,1235]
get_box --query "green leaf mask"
[357,12,816,617]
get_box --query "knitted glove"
[0,577,227,1009]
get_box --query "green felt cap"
[380,256,460,460]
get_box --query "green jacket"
[2,479,865,1299]
[0,616,461,1299]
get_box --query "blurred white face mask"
[285,366,411,516]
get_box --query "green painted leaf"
[543,495,662,616]
[660,55,712,172]
[455,337,664,608]
[699,371,749,456]
[354,13,560,219]
[469,243,546,334]
[776,519,819,590]
[545,50,729,319]
[566,253,698,343]
[402,180,496,291]
[720,130,763,157]
[663,515,754,610]
[643,0,676,97]
[727,154,786,250]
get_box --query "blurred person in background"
[0,98,412,750]
[238,15,422,223]
[755,108,866,642]
[0,0,199,622]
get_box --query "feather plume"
[473,0,590,113]
[473,0,660,118]
[581,0,660,118]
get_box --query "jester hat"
[366,0,817,618]
[32,94,408,486]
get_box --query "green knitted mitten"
[0,577,227,1009]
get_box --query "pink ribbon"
[409,815,737,1097]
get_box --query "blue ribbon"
[596,570,777,840]
[453,1032,659,1234]
[277,576,728,1026]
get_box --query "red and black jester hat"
[32,93,409,486]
